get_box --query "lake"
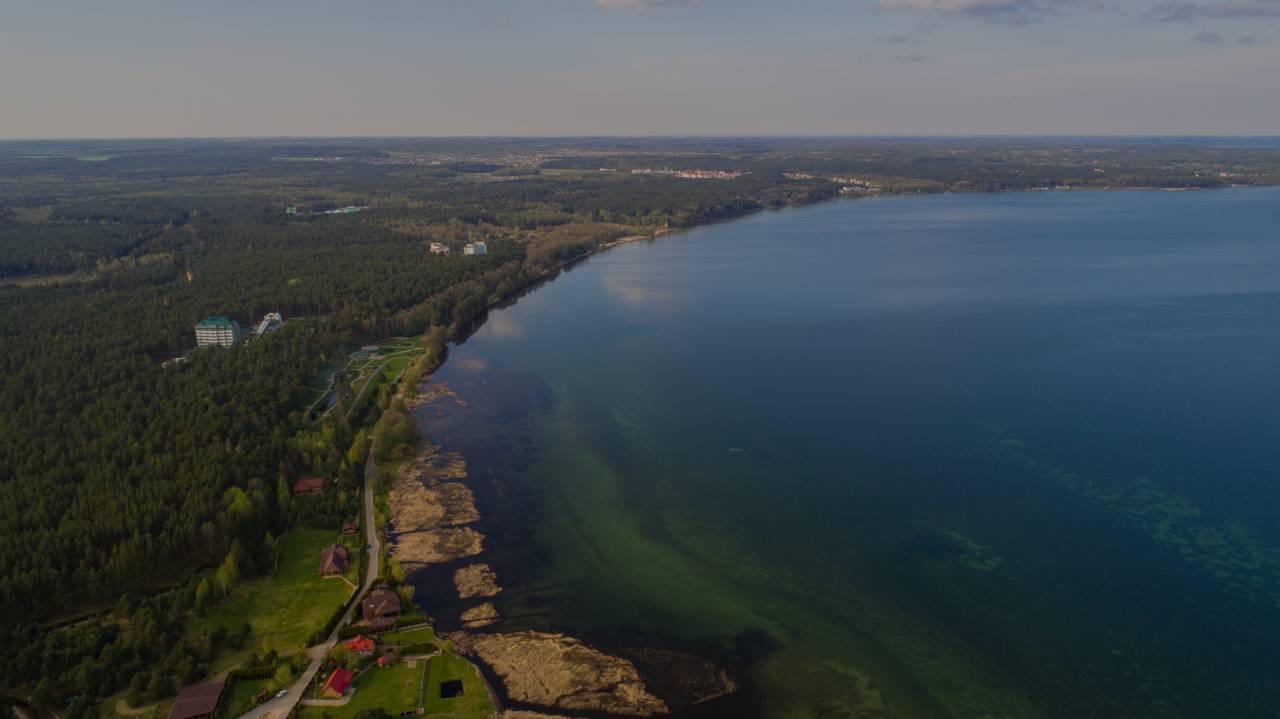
[413,188,1280,718]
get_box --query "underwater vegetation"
[979,426,1280,609]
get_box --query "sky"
[1,0,1278,138]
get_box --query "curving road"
[242,451,381,719]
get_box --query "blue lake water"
[416,188,1280,718]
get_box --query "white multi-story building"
[195,316,241,347]
[463,241,488,256]
[429,242,450,255]
[254,312,283,337]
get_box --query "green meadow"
[297,660,426,719]
[195,528,354,663]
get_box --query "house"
[319,667,353,699]
[195,316,241,348]
[429,242,450,255]
[361,585,401,631]
[167,681,225,719]
[462,241,487,256]
[291,476,324,496]
[342,519,359,535]
[319,544,349,576]
[344,635,375,656]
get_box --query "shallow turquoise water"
[417,188,1280,718]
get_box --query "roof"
[167,682,225,719]
[195,316,235,328]
[363,586,400,617]
[319,544,349,575]
[344,635,375,652]
[292,476,324,493]
[322,667,353,696]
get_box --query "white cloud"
[594,0,702,7]
[1148,0,1280,20]
[879,0,1099,24]
[890,52,935,61]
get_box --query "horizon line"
[3,133,1280,143]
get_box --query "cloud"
[879,33,924,43]
[878,0,1099,24]
[890,52,936,62]
[1147,0,1280,20]
[1193,30,1224,43]
[1238,34,1263,44]
[594,0,701,7]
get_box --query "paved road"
[242,451,381,719]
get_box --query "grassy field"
[195,528,354,662]
[379,625,437,645]
[422,652,494,719]
[297,660,425,719]
[218,677,276,719]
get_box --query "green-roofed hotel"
[194,315,241,348]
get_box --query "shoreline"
[391,215,748,717]
[390,182,1278,718]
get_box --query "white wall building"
[195,316,241,348]
[463,241,488,256]
[255,312,283,337]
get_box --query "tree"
[194,578,212,615]
[263,532,277,573]
[214,544,241,596]
[273,665,292,689]
[276,474,292,520]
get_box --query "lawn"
[422,652,494,719]
[195,528,354,661]
[297,660,425,719]
[218,677,276,719]
[379,626,436,645]
[381,356,411,382]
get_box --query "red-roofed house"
[320,667,353,699]
[343,635,375,656]
[291,476,324,496]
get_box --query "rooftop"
[167,682,225,719]
[195,315,236,328]
[322,667,353,696]
[292,476,324,494]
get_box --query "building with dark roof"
[319,544,349,576]
[361,585,401,632]
[167,682,225,719]
[291,476,324,496]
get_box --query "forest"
[2,136,1280,716]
